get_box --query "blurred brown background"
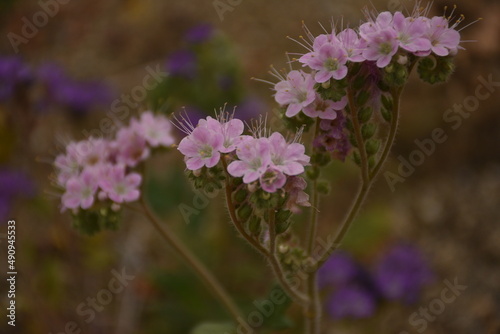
[0,0,499,333]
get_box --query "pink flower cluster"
[228,132,310,193]
[274,8,462,117]
[55,111,175,211]
[178,114,310,194]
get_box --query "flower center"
[316,100,329,112]
[379,42,393,55]
[261,170,278,185]
[198,145,213,158]
[398,33,410,44]
[114,183,126,195]
[324,57,339,71]
[296,91,308,103]
[82,187,93,198]
[250,158,262,170]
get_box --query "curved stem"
[221,155,309,305]
[221,156,270,258]
[138,198,243,324]
[316,88,403,269]
[305,119,321,255]
[304,120,322,333]
[268,209,310,305]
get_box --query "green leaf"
[191,322,235,334]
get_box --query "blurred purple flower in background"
[0,168,35,222]
[319,251,361,287]
[327,285,377,319]
[0,56,33,102]
[233,96,265,122]
[37,63,114,116]
[319,244,434,320]
[217,74,234,91]
[167,50,197,79]
[373,244,434,304]
[185,23,214,44]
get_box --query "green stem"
[369,89,402,180]
[221,156,309,305]
[347,87,370,183]
[304,271,320,334]
[138,198,243,324]
[306,119,321,255]
[315,88,403,269]
[304,120,322,333]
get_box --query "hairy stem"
[304,120,322,333]
[138,198,243,324]
[316,88,403,269]
[348,87,370,183]
[305,119,321,255]
[221,156,309,305]
[304,271,321,334]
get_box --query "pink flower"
[362,28,399,68]
[300,43,349,82]
[360,11,395,36]
[303,94,347,120]
[75,138,110,167]
[423,16,461,56]
[132,111,175,147]
[268,132,310,176]
[114,127,150,167]
[284,176,310,214]
[55,143,80,186]
[198,116,245,153]
[61,170,98,210]
[260,167,286,193]
[227,137,271,183]
[338,29,366,62]
[392,12,432,53]
[178,126,224,170]
[99,165,142,203]
[274,70,316,117]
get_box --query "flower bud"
[356,91,370,107]
[248,215,261,236]
[397,55,408,65]
[236,204,252,222]
[365,139,381,156]
[357,107,372,123]
[317,180,330,195]
[380,107,392,122]
[232,187,248,203]
[417,56,455,84]
[361,123,377,140]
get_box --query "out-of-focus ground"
[0,0,499,333]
